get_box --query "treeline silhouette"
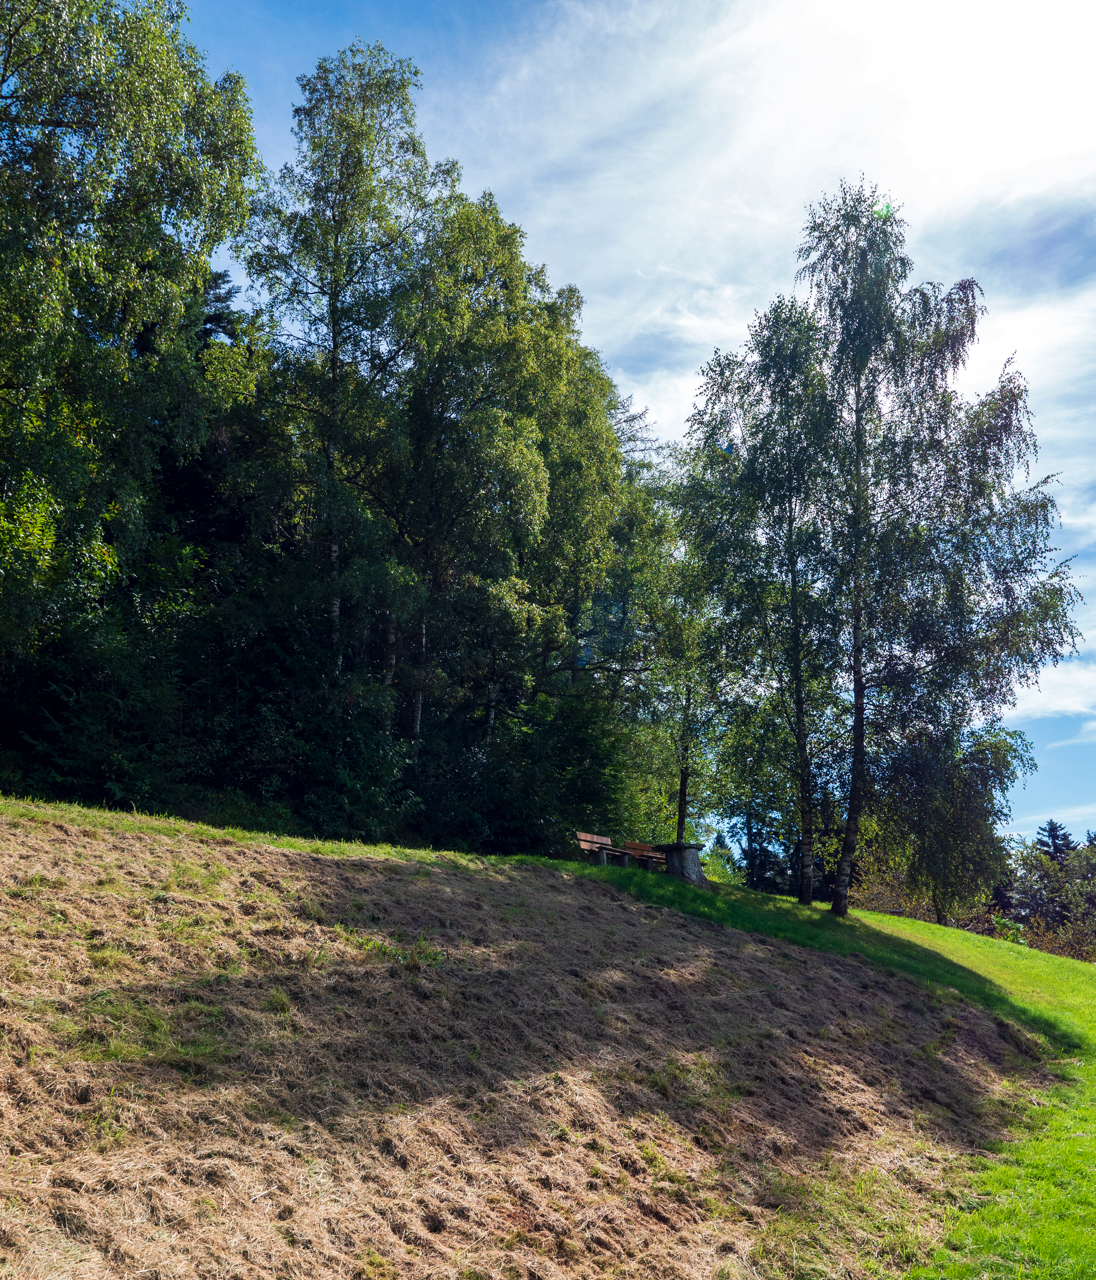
[0,4,1077,920]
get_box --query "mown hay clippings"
[0,813,1052,1279]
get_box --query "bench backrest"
[575,832,612,856]
[574,831,664,868]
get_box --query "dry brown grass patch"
[0,814,1051,1279]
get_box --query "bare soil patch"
[0,812,1049,1278]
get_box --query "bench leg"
[591,849,607,866]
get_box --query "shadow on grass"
[4,838,1065,1280]
[39,849,1051,1159]
[524,859,1091,1054]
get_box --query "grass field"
[0,793,1092,1278]
[557,863,1096,1279]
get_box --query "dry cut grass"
[0,805,1054,1279]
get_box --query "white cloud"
[202,0,1096,465]
[194,0,1096,727]
[1010,802,1096,834]
[421,0,1096,420]
[1047,720,1096,748]
[416,0,1096,717]
[1010,660,1096,721]
[175,0,1096,835]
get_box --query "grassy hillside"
[0,796,1091,1279]
[564,865,1096,1278]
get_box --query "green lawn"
[548,861,1096,1279]
[873,916,1096,1280]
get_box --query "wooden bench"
[574,831,619,865]
[624,841,667,872]
[574,832,666,871]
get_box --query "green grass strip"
[0,793,440,865]
[530,859,1096,1279]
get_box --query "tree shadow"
[571,861,1092,1051]
[2,840,1073,1279]
[61,850,1062,1155]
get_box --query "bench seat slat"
[573,829,665,870]
[574,830,666,871]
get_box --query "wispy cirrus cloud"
[1011,660,1096,723]
[1010,802,1096,837]
[1047,720,1096,748]
[423,7,1096,755]
[416,0,1096,433]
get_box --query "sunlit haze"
[187,0,1096,836]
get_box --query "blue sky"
[186,0,1096,839]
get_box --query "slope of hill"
[0,798,1083,1280]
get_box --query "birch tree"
[241,42,459,668]
[684,297,838,904]
[795,180,1077,915]
[683,181,1077,913]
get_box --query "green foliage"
[991,822,1096,959]
[683,295,841,902]
[880,726,1029,923]
[0,33,677,847]
[0,7,1079,927]
[0,0,258,655]
[992,914,1027,946]
[685,179,1077,915]
[699,833,745,885]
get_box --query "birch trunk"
[832,381,866,917]
[831,598,864,915]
